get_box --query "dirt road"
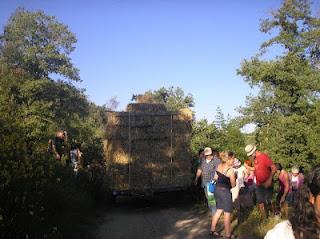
[93,193,212,239]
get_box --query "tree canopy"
[238,0,320,169]
[0,8,80,81]
[132,86,194,111]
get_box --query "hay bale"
[104,104,193,191]
[126,103,167,113]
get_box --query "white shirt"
[264,220,295,239]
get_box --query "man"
[194,147,220,212]
[244,144,276,217]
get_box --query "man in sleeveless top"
[245,144,276,217]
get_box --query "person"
[231,158,245,202]
[274,163,290,216]
[194,147,220,212]
[49,130,68,161]
[287,166,304,205]
[244,144,276,217]
[232,158,254,222]
[193,148,206,203]
[264,165,320,239]
[70,143,82,173]
[210,151,236,239]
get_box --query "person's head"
[290,165,320,238]
[198,148,205,159]
[212,149,219,159]
[291,166,300,177]
[203,147,213,160]
[220,151,235,167]
[245,144,256,159]
[308,166,320,224]
[244,159,252,167]
[275,163,283,175]
[233,158,242,169]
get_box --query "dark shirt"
[216,170,232,189]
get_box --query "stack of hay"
[104,103,193,191]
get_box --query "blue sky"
[1,0,318,123]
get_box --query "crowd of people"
[194,144,320,239]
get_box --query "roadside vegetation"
[1,0,320,238]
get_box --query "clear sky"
[1,0,318,122]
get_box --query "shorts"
[255,184,273,204]
[215,186,233,213]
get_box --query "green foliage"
[238,0,320,169]
[132,86,194,111]
[191,115,246,161]
[0,8,80,81]
[0,9,107,238]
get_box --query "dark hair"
[290,165,320,238]
[275,163,282,171]
[198,148,204,156]
[212,149,219,158]
[227,151,235,158]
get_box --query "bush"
[0,157,110,238]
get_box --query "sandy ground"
[93,192,214,239]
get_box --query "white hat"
[233,158,241,167]
[245,144,256,156]
[291,166,299,174]
[204,147,212,156]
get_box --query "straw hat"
[245,144,256,156]
[204,147,212,156]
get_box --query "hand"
[194,178,198,185]
[280,196,286,204]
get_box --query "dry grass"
[234,207,284,238]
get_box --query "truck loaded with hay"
[104,103,193,197]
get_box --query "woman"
[264,165,320,239]
[287,166,304,205]
[210,151,236,239]
[274,163,290,216]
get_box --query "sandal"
[209,231,220,237]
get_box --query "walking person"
[210,151,236,239]
[264,165,320,239]
[194,147,220,212]
[244,144,276,217]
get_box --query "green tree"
[0,8,79,81]
[237,0,320,169]
[132,86,194,111]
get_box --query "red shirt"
[254,151,273,186]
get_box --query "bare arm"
[262,163,276,188]
[229,169,236,188]
[194,168,202,185]
[281,172,290,203]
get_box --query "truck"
[104,103,193,198]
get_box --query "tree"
[237,0,320,169]
[0,8,80,81]
[132,86,194,111]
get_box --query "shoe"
[209,231,220,237]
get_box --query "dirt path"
[93,194,212,239]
